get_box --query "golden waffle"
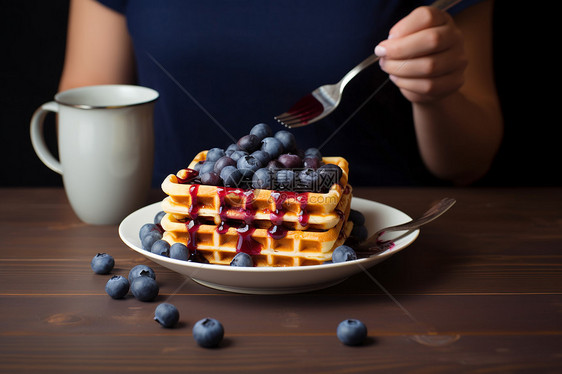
[161,151,350,230]
[160,187,353,266]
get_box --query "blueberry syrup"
[177,168,199,184]
[188,184,200,219]
[185,219,201,252]
[236,224,262,255]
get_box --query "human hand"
[374,6,468,104]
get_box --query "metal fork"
[274,0,462,128]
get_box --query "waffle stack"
[160,151,353,267]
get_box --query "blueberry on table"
[151,239,170,257]
[337,319,367,346]
[154,303,180,328]
[128,264,156,284]
[249,122,272,140]
[230,252,254,267]
[206,147,226,162]
[105,275,129,299]
[91,253,114,274]
[169,243,190,261]
[331,245,357,263]
[193,318,224,348]
[153,211,166,225]
[261,137,284,159]
[274,130,296,152]
[131,275,159,302]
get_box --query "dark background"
[1,1,556,187]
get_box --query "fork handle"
[339,54,380,90]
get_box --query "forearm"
[412,90,503,185]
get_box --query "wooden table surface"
[1,187,561,373]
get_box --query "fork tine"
[275,101,321,121]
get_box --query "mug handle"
[30,101,63,175]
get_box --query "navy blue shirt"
[97,0,481,187]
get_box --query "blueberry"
[220,166,244,188]
[230,252,254,267]
[213,156,237,174]
[267,159,284,173]
[91,253,114,274]
[189,252,210,264]
[303,156,323,169]
[304,147,322,159]
[131,275,159,302]
[192,160,204,172]
[348,209,366,226]
[274,130,297,152]
[154,303,180,328]
[142,230,162,251]
[139,223,160,241]
[251,150,271,166]
[277,153,302,169]
[332,245,357,263]
[128,264,156,284]
[229,150,249,162]
[151,239,170,256]
[252,168,275,189]
[200,171,222,186]
[237,155,262,173]
[337,319,367,346]
[276,169,296,190]
[169,243,190,261]
[226,143,239,156]
[237,134,261,153]
[199,161,216,175]
[238,168,255,189]
[298,168,321,192]
[105,275,129,299]
[261,137,284,159]
[318,164,343,185]
[206,148,226,162]
[154,211,166,225]
[193,318,224,348]
[249,123,272,140]
[350,224,368,243]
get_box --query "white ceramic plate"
[118,198,419,294]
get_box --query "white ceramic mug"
[30,84,159,225]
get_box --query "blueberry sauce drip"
[188,184,200,219]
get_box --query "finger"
[388,6,451,39]
[379,46,467,78]
[389,72,465,102]
[376,22,461,60]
